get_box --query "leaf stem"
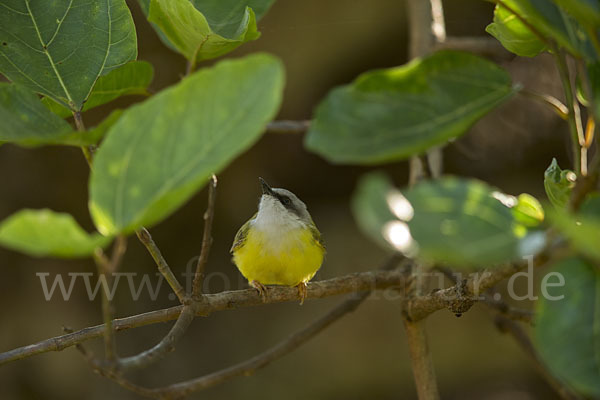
[553,48,584,175]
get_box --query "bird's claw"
[250,280,268,302]
[296,282,308,305]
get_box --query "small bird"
[231,178,325,304]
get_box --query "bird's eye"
[280,196,291,206]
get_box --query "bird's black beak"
[259,177,274,196]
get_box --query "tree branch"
[192,175,217,296]
[0,268,406,366]
[136,228,187,303]
[405,244,558,322]
[266,120,311,134]
[494,315,582,400]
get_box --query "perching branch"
[192,175,217,296]
[136,228,187,303]
[434,36,512,60]
[0,268,407,366]
[150,256,405,399]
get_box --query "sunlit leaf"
[145,0,263,62]
[512,193,545,227]
[0,0,137,110]
[0,209,111,258]
[305,51,517,164]
[486,1,547,57]
[535,257,600,398]
[89,54,284,235]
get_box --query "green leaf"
[42,61,154,118]
[0,0,137,110]
[351,172,413,252]
[554,0,600,29]
[304,51,517,164]
[512,193,545,227]
[501,0,596,60]
[137,0,273,57]
[0,83,72,146]
[0,209,111,258]
[403,177,521,268]
[147,0,261,63]
[0,83,122,147]
[486,1,547,57]
[535,257,600,398]
[89,53,284,235]
[550,193,600,260]
[544,158,577,209]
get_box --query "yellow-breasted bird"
[231,178,325,304]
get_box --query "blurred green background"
[0,0,571,399]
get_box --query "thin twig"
[136,228,186,303]
[92,236,127,363]
[118,305,196,371]
[0,268,406,366]
[192,175,217,296]
[494,315,582,400]
[266,120,311,134]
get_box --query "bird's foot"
[296,282,308,305]
[250,280,268,302]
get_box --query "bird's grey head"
[257,177,312,225]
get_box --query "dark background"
[0,0,570,399]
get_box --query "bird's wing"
[308,222,326,252]
[230,215,255,254]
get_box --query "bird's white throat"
[252,195,305,236]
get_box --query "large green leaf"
[351,174,526,267]
[486,1,547,57]
[550,193,600,260]
[89,53,284,235]
[304,51,516,164]
[544,158,576,209]
[0,83,121,147]
[0,209,112,258]
[145,0,261,63]
[403,177,521,268]
[535,257,600,398]
[42,61,153,118]
[0,0,137,110]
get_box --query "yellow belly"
[233,227,324,286]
